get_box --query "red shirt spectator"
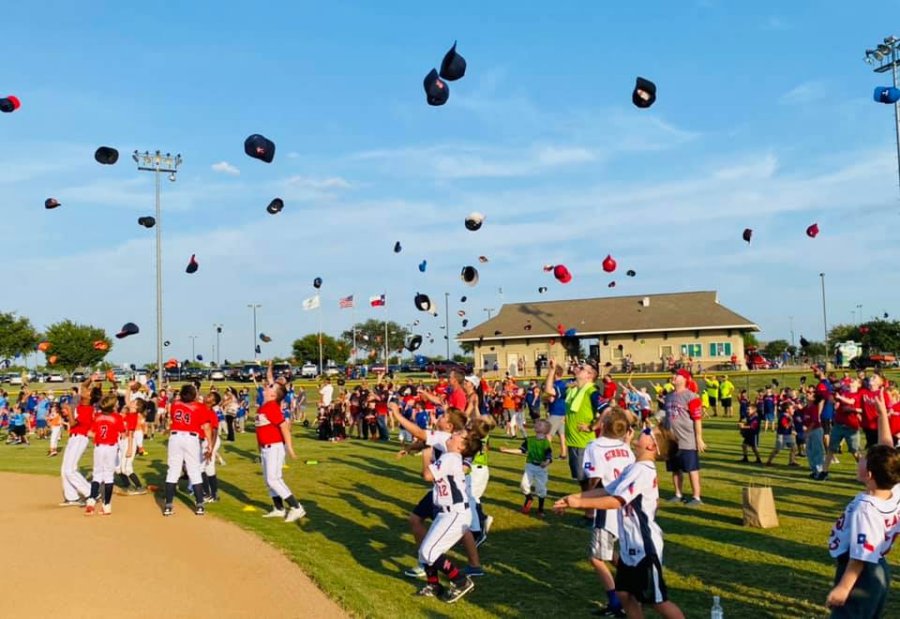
[834,390,862,430]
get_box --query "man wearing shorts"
[543,365,568,460]
[719,375,735,418]
[662,370,705,506]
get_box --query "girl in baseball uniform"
[85,395,126,516]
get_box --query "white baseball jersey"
[583,437,635,536]
[429,452,468,509]
[605,461,663,566]
[426,430,451,461]
[828,490,900,562]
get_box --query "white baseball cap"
[465,375,480,388]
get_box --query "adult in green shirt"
[719,375,735,417]
[703,375,719,417]
[547,358,597,492]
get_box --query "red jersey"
[861,388,891,432]
[801,403,821,431]
[169,401,207,434]
[446,387,466,411]
[602,379,617,400]
[70,404,94,437]
[91,413,125,446]
[123,411,139,432]
[256,401,285,446]
[835,391,862,430]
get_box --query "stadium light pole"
[864,36,900,197]
[189,335,198,362]
[213,324,223,366]
[134,150,182,394]
[819,273,829,349]
[248,305,261,360]
[444,292,450,360]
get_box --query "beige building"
[457,291,758,376]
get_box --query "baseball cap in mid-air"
[478,255,488,263]
[394,241,402,253]
[439,42,467,81]
[94,146,119,165]
[460,265,479,286]
[874,86,900,104]
[632,77,657,108]
[460,295,467,302]
[626,269,636,277]
[465,212,485,231]
[424,69,449,106]
[138,216,156,228]
[255,345,261,354]
[602,254,617,273]
[44,198,61,209]
[462,319,469,327]
[186,254,199,274]
[0,95,21,113]
[196,354,203,361]
[538,286,548,294]
[116,322,140,339]
[37,341,51,352]
[608,281,616,288]
[259,333,272,343]
[405,335,423,352]
[806,223,820,238]
[266,198,284,214]
[414,293,432,312]
[313,277,323,289]
[418,260,427,273]
[553,264,572,284]
[93,340,109,351]
[164,340,171,347]
[742,228,752,244]
[244,134,275,163]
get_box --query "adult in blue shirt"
[543,364,568,460]
[35,394,50,439]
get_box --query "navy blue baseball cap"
[632,77,657,108]
[244,134,275,163]
[439,42,467,81]
[424,69,449,106]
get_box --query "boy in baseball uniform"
[825,445,900,616]
[416,430,480,603]
[582,409,635,617]
[500,419,553,516]
[116,398,148,495]
[201,392,222,503]
[163,384,213,517]
[258,363,305,523]
[555,427,685,619]
[60,378,98,506]
[85,394,126,516]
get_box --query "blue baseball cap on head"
[874,86,900,104]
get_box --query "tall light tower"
[213,324,223,365]
[134,150,182,393]
[248,304,261,360]
[189,335,198,362]
[864,36,900,197]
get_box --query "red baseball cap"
[553,264,572,284]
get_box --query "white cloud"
[780,81,826,105]
[211,161,240,176]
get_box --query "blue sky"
[2,1,900,365]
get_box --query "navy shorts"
[412,491,435,521]
[616,555,669,604]
[36,419,47,429]
[666,448,700,473]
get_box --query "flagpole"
[317,293,323,375]
[352,295,357,366]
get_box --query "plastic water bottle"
[710,595,724,619]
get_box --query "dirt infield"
[0,473,347,619]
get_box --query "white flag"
[302,295,320,311]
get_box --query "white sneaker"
[102,503,112,515]
[284,505,307,523]
[262,508,286,518]
[484,515,494,534]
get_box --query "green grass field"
[2,370,898,618]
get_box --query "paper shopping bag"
[742,483,779,529]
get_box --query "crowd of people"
[5,359,900,616]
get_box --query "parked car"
[300,362,318,379]
[423,361,470,375]
[272,363,293,381]
[47,373,65,383]
[70,371,86,383]
[850,353,897,370]
[744,348,772,370]
[238,363,263,382]
[209,369,226,381]
[323,364,341,377]
[8,375,23,385]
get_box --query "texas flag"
[369,294,386,307]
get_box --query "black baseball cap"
[632,77,657,108]
[94,146,119,165]
[423,69,449,106]
[439,42,467,81]
[116,322,140,339]
[244,134,275,163]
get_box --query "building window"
[660,345,673,358]
[709,342,733,357]
[680,343,701,358]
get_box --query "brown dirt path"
[0,473,347,619]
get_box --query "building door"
[507,353,519,376]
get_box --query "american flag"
[339,295,354,309]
